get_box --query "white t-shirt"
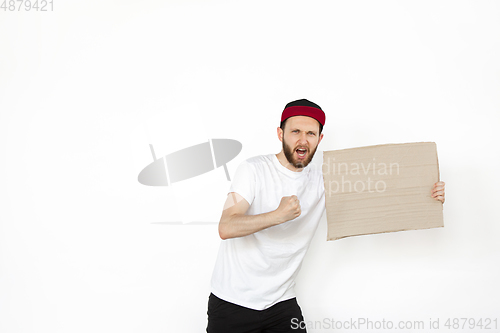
[210,153,326,310]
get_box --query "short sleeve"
[228,160,256,207]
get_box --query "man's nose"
[298,133,308,144]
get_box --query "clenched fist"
[275,195,301,223]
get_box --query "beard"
[283,138,318,169]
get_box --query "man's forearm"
[218,211,282,240]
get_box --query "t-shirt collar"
[272,154,309,178]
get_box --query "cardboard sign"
[322,142,443,241]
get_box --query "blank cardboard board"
[322,142,443,241]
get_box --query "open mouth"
[295,148,307,158]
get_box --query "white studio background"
[1,1,499,332]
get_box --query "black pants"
[206,293,307,333]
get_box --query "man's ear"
[318,132,324,145]
[277,127,283,143]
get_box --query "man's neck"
[275,151,304,172]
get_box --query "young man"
[206,99,445,333]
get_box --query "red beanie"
[281,99,325,126]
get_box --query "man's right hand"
[275,195,301,223]
[218,193,302,240]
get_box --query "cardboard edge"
[322,141,437,155]
[327,224,444,241]
[435,142,440,182]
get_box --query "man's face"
[280,116,324,169]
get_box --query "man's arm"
[218,192,301,240]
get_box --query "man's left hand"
[431,181,445,204]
